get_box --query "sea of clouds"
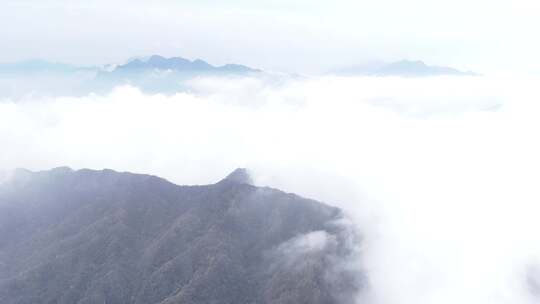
[2,74,540,303]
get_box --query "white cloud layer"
[2,75,540,303]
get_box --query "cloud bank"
[2,74,540,303]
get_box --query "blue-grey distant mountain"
[336,60,477,77]
[0,59,79,74]
[114,55,260,74]
[0,56,262,98]
[88,55,262,94]
[0,56,259,76]
[0,167,360,304]
[0,60,99,99]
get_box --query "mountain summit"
[0,167,360,304]
[220,168,253,185]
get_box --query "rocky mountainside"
[0,167,360,304]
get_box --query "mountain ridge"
[335,59,478,77]
[113,55,260,74]
[0,55,261,75]
[0,167,360,304]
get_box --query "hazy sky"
[1,0,539,74]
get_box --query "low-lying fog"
[2,74,540,303]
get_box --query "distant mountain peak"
[49,166,74,174]
[335,59,478,77]
[220,168,253,185]
[0,59,77,74]
[148,54,166,61]
[113,55,260,74]
[392,59,428,67]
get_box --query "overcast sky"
[1,0,539,74]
